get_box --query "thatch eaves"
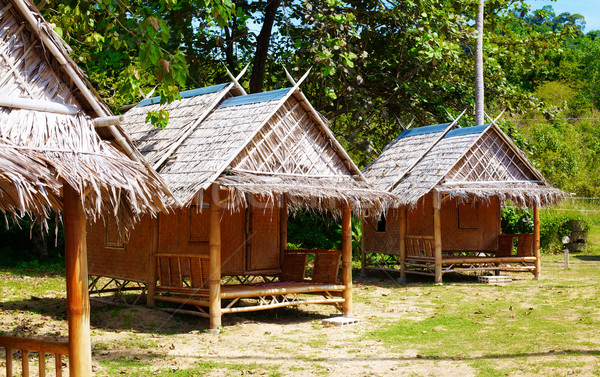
[0,0,171,227]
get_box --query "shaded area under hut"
[361,122,565,284]
[87,79,396,330]
[0,0,170,375]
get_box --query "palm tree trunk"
[475,0,485,125]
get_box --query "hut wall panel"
[87,216,153,282]
[220,210,246,275]
[440,197,500,251]
[363,210,401,254]
[248,197,280,271]
[158,212,180,253]
[407,193,434,236]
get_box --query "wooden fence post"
[433,191,443,284]
[64,184,92,376]
[209,192,222,331]
[342,204,353,316]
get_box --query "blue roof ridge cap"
[445,124,490,138]
[137,83,230,107]
[218,88,291,109]
[396,122,453,140]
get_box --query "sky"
[527,0,600,31]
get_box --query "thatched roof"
[364,123,565,207]
[0,0,171,226]
[122,84,396,215]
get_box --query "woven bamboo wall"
[440,196,500,251]
[87,215,152,282]
[362,210,402,254]
[407,193,434,236]
[247,196,280,272]
[88,192,281,279]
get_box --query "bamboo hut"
[87,79,395,330]
[0,0,170,375]
[361,122,565,283]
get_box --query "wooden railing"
[155,253,210,290]
[405,235,435,258]
[0,335,68,377]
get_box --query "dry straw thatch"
[122,83,396,216]
[364,122,565,208]
[0,0,171,227]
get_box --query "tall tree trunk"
[249,0,282,93]
[475,0,485,125]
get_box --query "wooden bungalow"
[361,122,564,283]
[87,78,394,331]
[0,0,170,375]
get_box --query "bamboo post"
[280,194,287,267]
[63,184,92,376]
[208,193,222,332]
[399,206,407,281]
[147,217,159,306]
[533,203,541,279]
[433,191,443,284]
[341,204,353,316]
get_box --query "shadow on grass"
[96,347,600,365]
[573,255,600,261]
[356,268,526,288]
[0,295,329,335]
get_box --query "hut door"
[247,198,280,272]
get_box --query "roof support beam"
[224,63,249,95]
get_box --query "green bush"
[540,210,590,253]
[502,204,591,253]
[501,205,533,234]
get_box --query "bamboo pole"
[63,184,92,377]
[433,191,443,284]
[341,204,353,316]
[208,194,222,332]
[146,217,159,306]
[533,203,541,279]
[400,206,407,281]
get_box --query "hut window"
[458,201,479,229]
[376,213,387,233]
[105,218,124,249]
[189,203,210,243]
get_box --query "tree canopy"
[39,0,600,196]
